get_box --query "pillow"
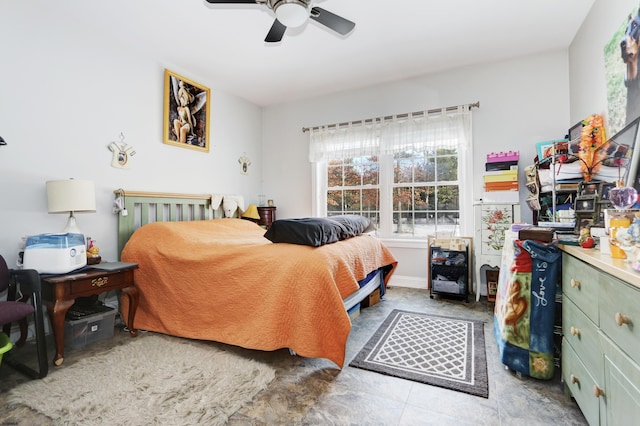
[328,215,374,238]
[263,215,374,246]
[264,218,346,246]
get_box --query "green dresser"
[561,246,640,425]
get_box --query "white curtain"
[309,105,472,162]
[309,121,381,162]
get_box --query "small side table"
[257,206,277,229]
[41,262,139,366]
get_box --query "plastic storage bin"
[0,332,12,365]
[64,308,116,349]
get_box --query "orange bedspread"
[121,219,397,367]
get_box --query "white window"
[310,106,473,241]
[391,147,460,238]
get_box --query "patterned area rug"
[350,309,488,398]
[7,333,275,425]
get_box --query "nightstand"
[257,206,276,229]
[40,262,139,366]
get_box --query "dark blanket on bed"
[264,215,374,246]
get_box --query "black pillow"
[264,215,374,246]
[329,215,373,238]
[264,218,346,246]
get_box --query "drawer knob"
[615,312,630,326]
[570,278,581,289]
[570,326,580,337]
[570,374,580,385]
[593,385,605,398]
[91,277,108,288]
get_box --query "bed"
[115,191,397,368]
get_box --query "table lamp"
[241,204,261,223]
[46,178,96,235]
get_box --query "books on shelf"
[484,151,520,195]
[485,161,518,171]
[485,181,519,191]
[483,170,518,182]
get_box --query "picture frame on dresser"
[578,181,598,197]
[568,120,582,142]
[163,69,211,153]
[574,196,596,213]
[611,116,640,190]
[599,182,615,201]
[574,213,596,234]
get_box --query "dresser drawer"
[563,297,603,384]
[68,270,134,296]
[599,274,640,361]
[600,333,640,425]
[562,339,601,426]
[562,253,599,324]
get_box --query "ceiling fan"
[205,0,356,43]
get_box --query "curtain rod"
[301,101,479,133]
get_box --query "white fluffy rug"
[8,333,275,425]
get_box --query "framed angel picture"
[163,69,210,152]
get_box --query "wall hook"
[0,136,6,146]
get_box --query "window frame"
[313,146,473,242]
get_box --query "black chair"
[0,255,48,378]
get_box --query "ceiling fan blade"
[310,7,355,35]
[265,19,286,43]
[205,0,257,3]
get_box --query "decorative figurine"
[578,228,595,248]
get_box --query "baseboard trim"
[387,275,426,289]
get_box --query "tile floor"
[0,286,587,425]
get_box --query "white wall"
[4,0,619,289]
[0,3,264,267]
[262,52,571,285]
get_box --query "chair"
[0,255,48,378]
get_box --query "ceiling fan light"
[274,1,308,28]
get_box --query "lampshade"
[46,178,96,234]
[241,204,260,220]
[274,0,309,28]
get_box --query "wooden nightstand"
[41,262,139,366]
[257,206,276,229]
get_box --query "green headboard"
[115,190,212,259]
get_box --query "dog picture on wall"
[605,6,640,135]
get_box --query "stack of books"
[482,151,519,203]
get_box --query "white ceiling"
[41,0,595,107]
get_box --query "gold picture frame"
[163,69,210,152]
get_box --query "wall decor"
[605,6,640,135]
[108,133,136,169]
[238,155,251,175]
[163,69,210,152]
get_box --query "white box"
[23,233,87,274]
